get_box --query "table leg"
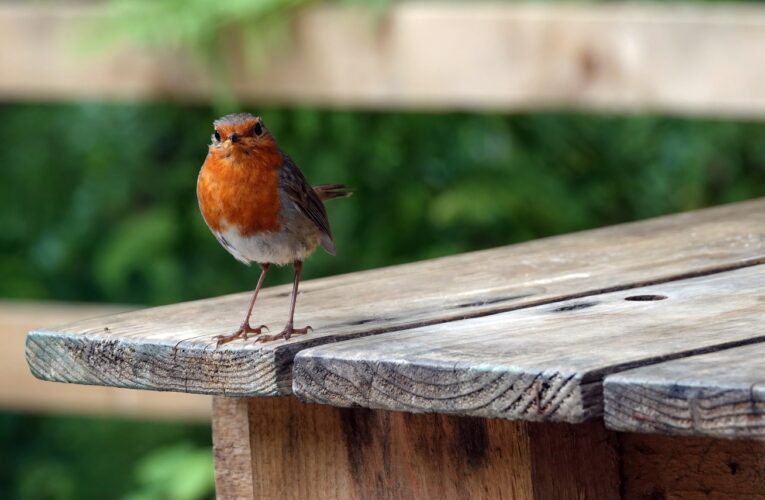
[212,396,620,499]
[213,397,256,499]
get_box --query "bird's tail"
[314,184,353,202]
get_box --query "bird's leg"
[256,260,312,342]
[215,263,270,346]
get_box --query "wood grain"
[216,397,765,499]
[212,397,254,500]
[604,343,765,439]
[215,396,618,500]
[620,432,765,498]
[1,301,210,420]
[3,4,765,117]
[26,199,765,397]
[294,264,765,423]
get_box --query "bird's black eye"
[253,122,263,136]
[213,130,221,142]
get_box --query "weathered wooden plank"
[212,397,254,500]
[1,301,211,420]
[26,199,765,397]
[619,432,765,498]
[213,396,618,499]
[604,343,765,439]
[293,265,765,423]
[4,4,765,117]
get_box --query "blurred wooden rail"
[2,3,765,117]
[0,302,210,421]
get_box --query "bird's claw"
[255,325,312,343]
[214,323,269,346]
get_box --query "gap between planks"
[294,264,765,424]
[604,342,765,439]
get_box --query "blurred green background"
[7,105,765,305]
[5,0,765,499]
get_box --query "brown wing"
[313,184,352,202]
[280,155,336,255]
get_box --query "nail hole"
[624,295,667,302]
[552,301,599,312]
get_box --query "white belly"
[208,190,326,266]
[214,224,321,266]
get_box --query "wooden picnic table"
[26,199,765,499]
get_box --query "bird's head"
[209,113,279,164]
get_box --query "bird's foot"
[214,322,269,346]
[255,324,312,343]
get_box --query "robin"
[196,113,350,345]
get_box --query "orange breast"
[197,151,281,235]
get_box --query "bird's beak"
[223,134,239,147]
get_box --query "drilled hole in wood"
[624,294,667,302]
[552,301,599,312]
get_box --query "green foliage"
[3,103,765,306]
[3,102,765,499]
[124,443,214,500]
[0,412,210,500]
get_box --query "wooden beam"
[212,397,254,499]
[294,265,765,423]
[212,396,619,499]
[620,432,765,498]
[2,301,210,421]
[604,343,765,439]
[3,4,765,117]
[25,199,765,397]
[213,396,765,498]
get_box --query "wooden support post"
[213,397,255,499]
[619,433,765,498]
[213,397,765,499]
[212,396,619,500]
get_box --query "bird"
[196,113,350,345]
